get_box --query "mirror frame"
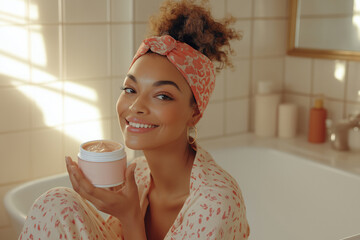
[287,0,360,61]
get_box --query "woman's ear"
[189,105,201,126]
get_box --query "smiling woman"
[19,1,249,240]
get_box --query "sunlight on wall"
[0,0,27,24]
[1,0,104,142]
[353,0,360,39]
[29,2,39,20]
[334,61,346,82]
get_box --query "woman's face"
[116,53,199,150]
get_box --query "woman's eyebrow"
[126,74,181,92]
[153,80,181,92]
[126,74,137,82]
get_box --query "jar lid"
[78,140,126,162]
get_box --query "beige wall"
[1,0,360,239]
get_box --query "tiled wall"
[1,0,360,239]
[0,0,134,238]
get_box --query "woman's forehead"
[128,53,190,90]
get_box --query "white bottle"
[254,81,281,137]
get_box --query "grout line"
[343,61,350,117]
[247,0,255,133]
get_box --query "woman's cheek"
[153,104,190,125]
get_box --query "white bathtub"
[209,146,360,240]
[4,138,360,240]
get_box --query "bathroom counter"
[199,133,360,177]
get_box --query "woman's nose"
[129,96,148,114]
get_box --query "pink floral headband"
[129,35,215,117]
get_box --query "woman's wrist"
[121,213,147,240]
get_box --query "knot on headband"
[130,35,215,118]
[143,35,177,55]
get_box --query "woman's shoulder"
[191,145,245,206]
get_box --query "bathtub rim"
[4,172,69,233]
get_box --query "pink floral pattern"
[19,145,249,240]
[130,35,216,117]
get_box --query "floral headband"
[129,35,215,117]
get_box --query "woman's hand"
[65,156,146,239]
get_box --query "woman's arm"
[66,157,147,240]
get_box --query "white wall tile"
[0,25,30,86]
[283,94,310,135]
[0,131,31,184]
[111,77,125,116]
[64,0,109,23]
[253,19,287,57]
[208,0,225,20]
[64,79,111,124]
[252,57,284,93]
[111,117,122,142]
[30,127,64,178]
[30,25,60,83]
[347,61,360,102]
[227,0,252,18]
[285,56,312,94]
[231,20,251,59]
[197,102,224,139]
[313,59,346,100]
[226,59,250,98]
[29,0,60,23]
[111,0,133,22]
[211,70,225,102]
[111,24,134,76]
[64,119,112,159]
[254,0,288,18]
[134,0,163,22]
[319,98,344,122]
[29,81,63,128]
[0,0,28,25]
[64,25,110,79]
[134,23,148,50]
[225,99,249,134]
[0,86,30,132]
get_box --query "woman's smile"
[125,117,159,133]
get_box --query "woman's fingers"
[65,156,80,190]
[65,156,140,218]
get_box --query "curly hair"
[147,0,241,72]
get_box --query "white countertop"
[199,133,360,177]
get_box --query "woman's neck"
[143,138,196,198]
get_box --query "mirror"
[288,0,360,61]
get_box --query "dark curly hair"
[147,0,241,72]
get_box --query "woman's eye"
[120,86,135,94]
[156,94,173,101]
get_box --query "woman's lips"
[125,119,159,133]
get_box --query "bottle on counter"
[278,103,298,138]
[254,81,281,137]
[308,98,327,143]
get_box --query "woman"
[19,0,249,239]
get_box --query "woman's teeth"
[128,122,157,129]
